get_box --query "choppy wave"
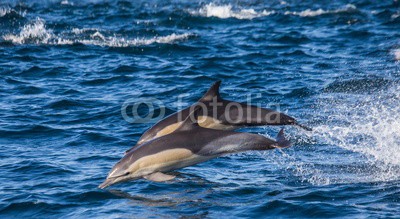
[285,4,357,17]
[2,18,193,47]
[0,7,26,18]
[1,0,399,217]
[189,3,275,20]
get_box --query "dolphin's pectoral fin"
[144,172,176,182]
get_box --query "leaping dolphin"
[99,107,291,189]
[132,81,310,148]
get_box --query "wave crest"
[190,3,274,20]
[73,32,193,47]
[0,7,26,18]
[2,19,193,47]
[285,4,357,17]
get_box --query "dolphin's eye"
[124,172,130,176]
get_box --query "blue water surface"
[1,0,400,218]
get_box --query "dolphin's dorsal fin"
[200,80,221,101]
[176,106,202,131]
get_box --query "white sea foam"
[71,28,99,35]
[191,3,355,19]
[191,3,274,20]
[285,4,357,17]
[3,19,193,47]
[72,33,192,47]
[60,0,73,6]
[394,49,400,60]
[91,31,106,41]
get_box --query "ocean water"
[1,0,400,218]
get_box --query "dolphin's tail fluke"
[275,129,291,148]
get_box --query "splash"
[263,148,332,185]
[3,19,193,47]
[285,4,357,17]
[262,81,400,185]
[190,3,274,20]
[3,18,53,44]
[316,82,399,184]
[316,84,400,158]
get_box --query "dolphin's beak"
[99,178,115,189]
[99,175,126,189]
[99,174,138,189]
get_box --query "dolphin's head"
[99,153,141,189]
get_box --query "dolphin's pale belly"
[132,148,216,178]
[198,116,235,130]
[152,122,183,141]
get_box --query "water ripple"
[0,0,399,218]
